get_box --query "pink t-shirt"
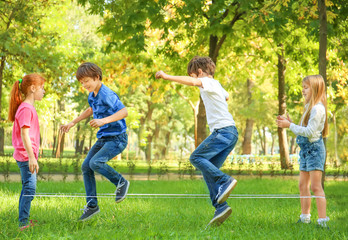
[12,102,40,162]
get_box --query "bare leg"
[310,170,327,218]
[299,171,311,214]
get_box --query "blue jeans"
[296,135,326,172]
[17,161,37,226]
[82,133,128,207]
[190,126,238,209]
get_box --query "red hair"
[8,73,45,122]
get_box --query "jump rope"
[31,130,324,199]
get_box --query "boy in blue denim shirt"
[61,62,129,221]
[156,56,238,227]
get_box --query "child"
[156,56,238,226]
[276,75,329,227]
[8,74,46,229]
[60,62,129,221]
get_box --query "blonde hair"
[300,75,329,137]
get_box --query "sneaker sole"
[79,209,100,222]
[217,179,237,204]
[115,181,130,203]
[208,207,232,227]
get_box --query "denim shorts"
[296,135,326,172]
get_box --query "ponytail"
[8,80,23,122]
[8,74,46,122]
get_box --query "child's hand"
[155,70,168,80]
[276,116,291,128]
[60,122,75,133]
[89,119,106,128]
[29,158,39,174]
[286,113,292,123]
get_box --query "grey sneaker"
[208,206,232,227]
[79,204,100,221]
[115,178,130,203]
[216,177,237,204]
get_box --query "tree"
[78,0,275,147]
[0,0,55,154]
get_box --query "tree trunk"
[318,0,327,187]
[0,56,6,154]
[290,137,296,154]
[153,121,160,160]
[52,103,57,156]
[75,124,81,154]
[145,133,153,163]
[242,119,254,154]
[277,43,290,169]
[263,127,267,155]
[242,79,254,154]
[196,96,207,147]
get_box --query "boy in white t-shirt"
[156,56,238,227]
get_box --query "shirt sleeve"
[104,93,125,112]
[199,78,216,93]
[289,105,325,138]
[17,107,32,128]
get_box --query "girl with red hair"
[8,73,45,229]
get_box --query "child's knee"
[81,161,91,172]
[298,182,309,192]
[310,184,323,194]
[89,160,101,171]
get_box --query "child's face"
[80,77,99,93]
[302,81,311,103]
[33,84,45,101]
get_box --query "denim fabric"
[296,135,326,172]
[17,161,37,226]
[82,132,128,207]
[190,126,238,209]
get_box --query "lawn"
[0,179,347,239]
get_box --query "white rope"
[23,193,326,199]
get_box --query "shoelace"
[81,200,92,214]
[116,179,125,195]
[215,186,223,200]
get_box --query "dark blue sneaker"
[115,178,130,203]
[216,177,237,204]
[208,206,232,227]
[79,204,100,221]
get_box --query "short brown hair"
[76,62,102,81]
[187,56,216,76]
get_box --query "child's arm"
[89,107,128,128]
[60,107,93,133]
[21,127,39,174]
[155,70,202,87]
[276,114,292,128]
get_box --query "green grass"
[0,179,347,239]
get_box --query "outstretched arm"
[155,70,202,87]
[60,107,93,133]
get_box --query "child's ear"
[30,85,36,92]
[198,69,203,76]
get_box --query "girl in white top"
[276,75,329,227]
